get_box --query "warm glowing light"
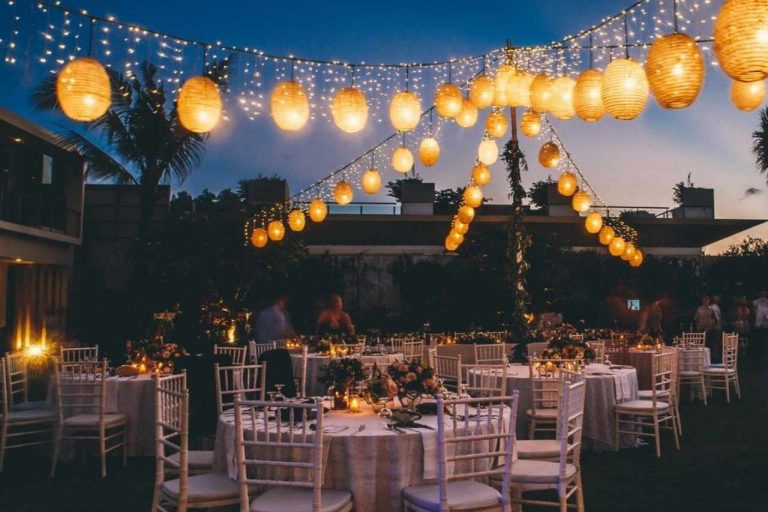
[463,185,484,208]
[530,74,555,113]
[505,70,534,107]
[455,97,479,127]
[331,86,368,133]
[288,209,306,232]
[333,181,354,205]
[453,218,469,235]
[457,205,475,224]
[309,198,328,223]
[469,75,495,109]
[392,146,414,173]
[646,33,705,109]
[538,142,560,168]
[361,168,382,194]
[621,243,637,261]
[267,220,285,241]
[493,64,516,107]
[630,249,644,267]
[609,237,627,257]
[471,163,491,186]
[418,137,440,167]
[271,80,310,131]
[601,58,649,120]
[485,109,508,138]
[714,0,768,81]
[445,236,459,252]
[251,228,268,248]
[520,109,542,137]
[435,83,463,118]
[25,344,45,358]
[574,69,606,122]
[598,226,615,245]
[571,190,592,213]
[56,57,111,122]
[550,76,576,120]
[731,79,766,110]
[585,211,603,234]
[477,139,498,165]
[557,171,578,197]
[178,76,222,133]
[448,229,464,246]
[389,91,421,132]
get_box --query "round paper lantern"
[435,83,463,118]
[621,242,637,261]
[493,64,516,107]
[609,237,626,257]
[271,80,310,131]
[267,220,285,241]
[585,211,603,234]
[56,57,111,122]
[463,185,484,208]
[477,139,499,165]
[538,142,560,168]
[646,33,705,109]
[445,236,459,252]
[392,146,414,173]
[530,74,555,113]
[574,69,606,122]
[448,229,464,246]
[472,163,491,186]
[309,198,328,223]
[550,76,576,120]
[389,91,421,132]
[457,205,475,224]
[598,226,615,245]
[469,75,495,109]
[419,137,440,167]
[505,71,534,107]
[572,190,592,213]
[520,109,542,137]
[630,249,644,267]
[713,0,768,82]
[601,58,649,120]
[331,86,368,133]
[731,79,766,110]
[288,209,306,232]
[250,228,268,248]
[177,76,222,133]
[361,168,382,194]
[557,171,578,197]
[453,218,469,235]
[333,181,354,205]
[485,110,508,138]
[455,97,479,127]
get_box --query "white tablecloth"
[293,353,403,396]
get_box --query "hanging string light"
[271,66,310,131]
[390,67,422,131]
[713,0,768,82]
[520,109,542,137]
[599,225,615,245]
[530,74,555,113]
[469,74,495,109]
[492,64,516,107]
[361,151,382,194]
[601,14,649,120]
[288,209,306,232]
[557,171,578,196]
[471,163,491,186]
[392,134,415,173]
[731,79,766,110]
[250,227,268,248]
[453,218,469,235]
[538,142,561,168]
[571,189,592,213]
[419,137,441,167]
[331,67,368,133]
[630,249,644,267]
[267,220,286,241]
[609,236,627,257]
[455,96,479,127]
[485,109,508,138]
[550,76,576,120]
[463,185,484,208]
[56,57,111,122]
[435,64,462,118]
[333,180,354,205]
[574,35,605,122]
[178,75,222,133]
[457,205,475,224]
[309,198,328,222]
[477,138,499,165]
[505,70,534,108]
[585,211,603,234]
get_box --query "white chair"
[435,354,462,393]
[589,341,605,362]
[248,341,277,363]
[475,344,507,365]
[390,337,413,354]
[59,345,99,363]
[526,359,576,439]
[676,347,708,405]
[0,356,56,471]
[403,341,424,362]
[50,359,128,478]
[402,392,519,512]
[681,332,706,348]
[4,351,49,411]
[214,345,248,365]
[428,347,437,369]
[703,333,741,403]
[234,398,353,512]
[151,373,241,512]
[461,364,507,398]
[214,364,267,416]
[615,351,679,458]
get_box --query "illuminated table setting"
[293,352,404,396]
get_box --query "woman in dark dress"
[315,294,355,336]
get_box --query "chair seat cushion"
[703,367,736,374]
[251,487,353,512]
[516,440,561,459]
[162,472,241,502]
[63,413,127,427]
[637,389,670,399]
[615,400,670,412]
[508,459,577,484]
[526,408,559,419]
[678,370,703,377]
[1,409,56,423]
[402,480,501,512]
[12,400,51,412]
[168,450,214,469]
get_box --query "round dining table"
[293,352,403,396]
[611,347,710,390]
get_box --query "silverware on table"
[352,424,366,436]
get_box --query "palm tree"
[752,106,768,184]
[31,58,231,241]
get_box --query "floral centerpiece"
[633,334,664,351]
[582,328,613,341]
[126,338,188,373]
[531,324,596,361]
[364,364,398,411]
[386,360,439,410]
[455,331,508,345]
[320,357,367,408]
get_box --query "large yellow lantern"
[309,198,328,223]
[493,64,516,107]
[538,142,560,168]
[463,185,484,208]
[457,205,475,224]
[267,220,285,241]
[505,71,534,107]
[630,249,644,267]
[646,33,705,109]
[609,236,626,257]
[520,109,542,137]
[598,225,615,245]
[574,69,606,122]
[361,168,382,194]
[477,139,498,165]
[713,0,768,82]
[445,236,460,252]
[530,74,555,113]
[419,137,440,167]
[585,211,603,234]
[455,97,479,127]
[557,171,578,197]
[485,110,508,138]
[56,57,111,122]
[331,86,368,133]
[469,75,495,109]
[333,181,354,205]
[601,58,649,120]
[271,80,310,131]
[448,229,464,246]
[472,163,491,186]
[435,83,463,118]
[389,91,421,132]
[250,228,268,248]
[288,209,306,232]
[550,76,576,120]
[453,218,469,235]
[731,79,766,110]
[621,242,637,261]
[392,146,414,173]
[572,190,592,213]
[178,76,222,133]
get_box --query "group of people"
[251,291,356,342]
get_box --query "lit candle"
[349,396,360,413]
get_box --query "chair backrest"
[428,347,437,368]
[556,374,587,477]
[588,341,605,362]
[604,338,626,355]
[248,341,277,363]
[435,354,462,390]
[681,332,706,348]
[460,364,507,397]
[53,359,108,423]
[389,337,413,353]
[678,347,706,374]
[650,352,675,406]
[4,352,29,407]
[474,344,507,365]
[234,399,325,511]
[403,341,424,362]
[59,345,99,363]
[527,359,577,413]
[436,393,519,511]
[153,373,189,497]
[257,349,297,398]
[722,333,739,370]
[0,357,8,418]
[214,364,267,416]
[569,334,584,342]
[214,345,248,365]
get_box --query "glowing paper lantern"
[267,220,285,241]
[731,79,766,110]
[463,185,484,208]
[557,171,578,197]
[331,86,368,133]
[571,190,592,213]
[601,58,649,120]
[56,57,111,122]
[520,109,542,137]
[453,218,469,235]
[458,205,475,224]
[419,137,440,167]
[621,243,637,261]
[485,110,508,138]
[177,76,222,133]
[713,0,768,82]
[469,75,495,109]
[585,211,603,234]
[455,97,479,127]
[445,237,460,252]
[472,163,491,186]
[288,209,306,232]
[309,198,328,223]
[550,76,577,120]
[435,83,463,118]
[361,168,382,194]
[271,80,310,131]
[333,181,354,205]
[493,64,516,107]
[574,69,606,122]
[530,74,555,113]
[646,33,705,109]
[389,91,421,132]
[392,146,414,173]
[505,71,534,107]
[630,249,644,267]
[609,237,626,257]
[477,139,499,165]
[538,142,560,168]
[598,226,615,245]
[448,229,464,246]
[250,228,268,248]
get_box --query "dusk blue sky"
[1,0,766,253]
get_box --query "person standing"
[694,296,719,363]
[753,291,768,368]
[315,294,355,336]
[253,290,296,343]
